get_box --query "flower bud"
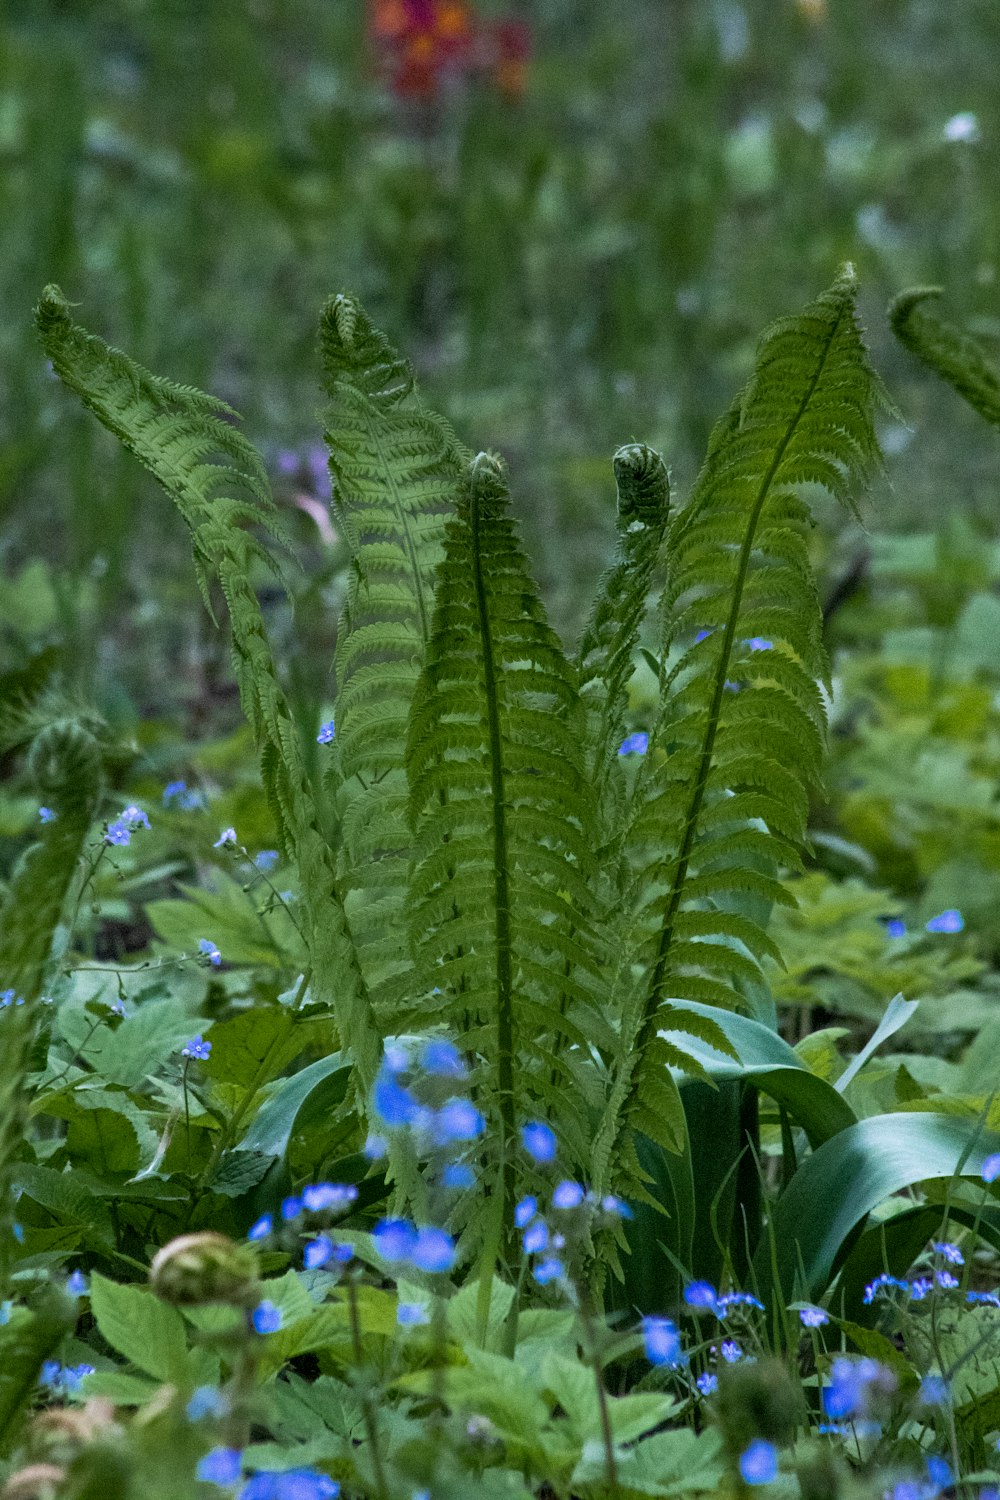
[149,1233,259,1307]
[28,1401,116,1462]
[714,1357,803,1456]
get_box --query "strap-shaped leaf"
[595,267,887,1192]
[406,452,606,1246]
[320,294,466,998]
[891,286,1000,429]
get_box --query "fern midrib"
[468,485,516,1242]
[633,302,843,1064]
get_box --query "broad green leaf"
[240,1051,350,1159]
[147,870,304,969]
[834,993,918,1093]
[754,1112,1000,1304]
[90,1272,190,1383]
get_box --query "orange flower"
[371,0,410,40]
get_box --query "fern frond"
[594,267,886,1192]
[34,290,396,1188]
[577,443,670,848]
[406,452,606,1256]
[890,286,1000,428]
[320,294,468,998]
[0,717,103,1292]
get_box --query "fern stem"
[468,459,517,1264]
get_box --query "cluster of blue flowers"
[163,779,206,811]
[820,1355,897,1432]
[105,804,150,847]
[618,731,649,756]
[884,909,965,939]
[38,805,57,823]
[248,1181,359,1275]
[863,1239,970,1307]
[370,1038,486,1185]
[196,1447,338,1500]
[0,989,24,1009]
[39,1360,95,1394]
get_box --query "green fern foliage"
[577,443,670,848]
[890,286,1000,429]
[320,295,466,997]
[406,452,607,1231]
[594,267,887,1193]
[34,288,388,1123]
[0,717,103,1291]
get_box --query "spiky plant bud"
[714,1356,803,1456]
[149,1232,259,1307]
[28,1401,116,1462]
[1,1465,65,1500]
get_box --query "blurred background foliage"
[2,0,1000,1008]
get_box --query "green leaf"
[147,871,303,969]
[890,286,1000,429]
[754,1111,1000,1304]
[240,1052,350,1159]
[0,1292,78,1456]
[90,1272,190,1383]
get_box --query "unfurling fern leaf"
[577,443,670,851]
[320,295,467,999]
[33,289,389,1137]
[406,452,607,1252]
[890,285,1000,429]
[0,717,103,1292]
[594,266,888,1198]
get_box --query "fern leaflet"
[890,286,1000,429]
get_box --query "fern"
[33,289,390,1142]
[592,266,888,1200]
[0,717,103,1292]
[406,452,607,1252]
[320,295,466,1000]
[890,286,1000,429]
[576,443,670,849]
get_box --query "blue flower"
[411,1226,456,1273]
[721,1340,743,1363]
[799,1305,829,1327]
[642,1316,682,1366]
[523,1220,549,1255]
[39,1361,94,1393]
[968,1290,1000,1307]
[316,720,336,745]
[696,1371,718,1396]
[910,1277,933,1300]
[187,1386,229,1421]
[746,637,772,652]
[373,1218,417,1263]
[247,1215,273,1241]
[105,819,132,846]
[432,1098,485,1144]
[885,919,907,939]
[935,1269,959,1290]
[364,1133,388,1160]
[38,806,57,823]
[304,1237,333,1269]
[694,629,713,643]
[926,1457,953,1492]
[521,1121,557,1163]
[862,1273,908,1305]
[120,804,150,830]
[373,1067,421,1129]
[66,1270,88,1298]
[199,938,223,967]
[926,909,964,934]
[933,1240,964,1265]
[515,1195,538,1228]
[717,1291,765,1314]
[281,1196,303,1221]
[301,1183,358,1214]
[255,850,280,872]
[599,1194,633,1219]
[983,1153,1000,1184]
[919,1375,950,1407]
[552,1180,584,1210]
[214,827,238,849]
[0,989,20,1008]
[532,1256,565,1286]
[420,1039,467,1078]
[683,1281,718,1312]
[239,1472,339,1500]
[739,1440,778,1485]
[182,1035,212,1061]
[197,1447,243,1485]
[618,732,649,756]
[397,1301,430,1326]
[163,780,188,805]
[251,1300,282,1335]
[441,1162,475,1190]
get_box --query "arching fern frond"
[576,443,670,851]
[890,286,1000,429]
[34,289,391,1159]
[406,452,606,1257]
[320,294,468,1000]
[0,717,103,1292]
[594,267,887,1195]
